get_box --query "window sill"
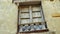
[20,29,49,33]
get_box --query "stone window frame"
[13,1,49,33]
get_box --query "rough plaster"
[0,0,60,34]
[0,0,18,34]
[42,0,60,34]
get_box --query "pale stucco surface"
[0,0,60,34]
[42,0,60,34]
[0,0,18,34]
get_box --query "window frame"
[17,1,49,33]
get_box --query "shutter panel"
[19,5,48,32]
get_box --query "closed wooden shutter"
[18,5,48,33]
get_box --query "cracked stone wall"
[0,0,18,34]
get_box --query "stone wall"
[42,0,60,34]
[0,0,60,34]
[0,0,18,34]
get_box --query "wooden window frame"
[17,1,49,33]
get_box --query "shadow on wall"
[19,31,56,34]
[48,31,56,34]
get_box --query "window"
[50,0,54,1]
[18,4,48,33]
